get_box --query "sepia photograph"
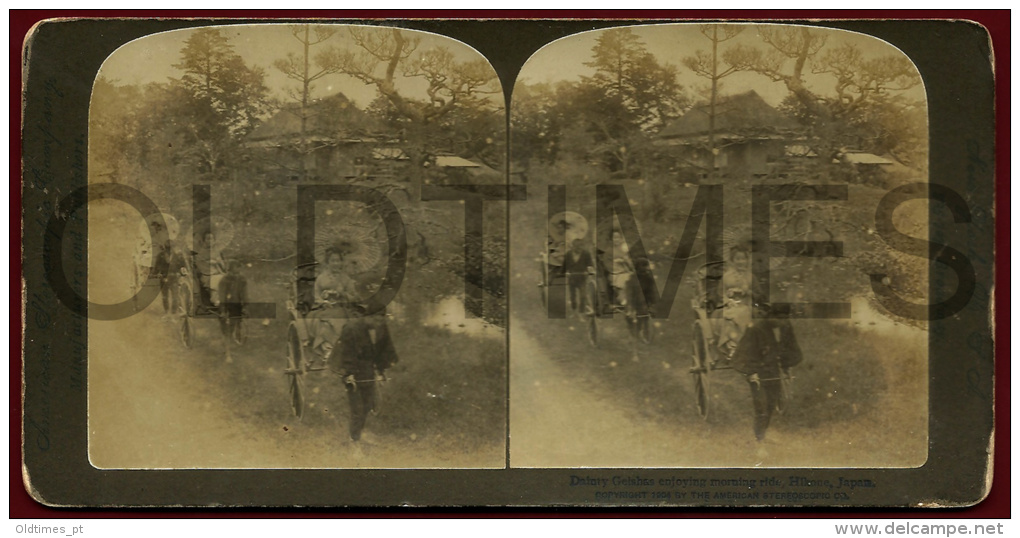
[509,23,930,468]
[19,16,997,508]
[85,24,509,469]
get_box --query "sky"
[98,24,497,110]
[515,23,927,107]
[98,22,926,111]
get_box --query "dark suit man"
[731,304,803,442]
[330,307,398,442]
[217,259,247,362]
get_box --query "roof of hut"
[658,90,800,141]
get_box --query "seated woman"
[315,247,357,305]
[193,230,226,310]
[311,247,358,356]
[608,230,634,308]
[712,244,754,359]
[721,244,753,301]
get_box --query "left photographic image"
[86,24,509,469]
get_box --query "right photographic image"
[508,23,929,468]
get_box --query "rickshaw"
[130,213,180,313]
[282,261,335,419]
[537,211,599,345]
[688,261,792,420]
[174,217,245,349]
[283,225,383,419]
[537,212,654,348]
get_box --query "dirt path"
[86,206,279,468]
[85,200,928,471]
[87,202,502,469]
[506,192,929,469]
[510,321,770,468]
[89,314,284,468]
[89,308,475,469]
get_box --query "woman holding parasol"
[309,225,382,357]
[315,245,358,304]
[186,216,234,310]
[711,229,757,358]
[133,212,182,314]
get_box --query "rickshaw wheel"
[286,323,306,419]
[691,321,711,420]
[233,318,247,346]
[584,279,598,347]
[177,280,194,349]
[538,261,548,308]
[638,316,653,345]
[776,372,793,414]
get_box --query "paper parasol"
[721,226,752,255]
[138,213,180,245]
[184,216,235,253]
[548,211,589,243]
[314,224,382,275]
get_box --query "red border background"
[10,9,1010,518]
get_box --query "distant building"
[657,90,801,178]
[427,154,502,183]
[835,149,895,185]
[837,150,894,167]
[247,92,406,183]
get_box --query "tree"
[272,25,341,180]
[725,27,828,114]
[682,24,745,179]
[567,28,688,174]
[171,28,270,177]
[90,77,142,183]
[509,81,563,166]
[90,78,195,203]
[318,27,503,179]
[725,26,922,166]
[323,28,500,125]
[584,28,687,133]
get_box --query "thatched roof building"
[658,90,800,144]
[248,92,383,148]
[657,90,802,177]
[248,93,407,182]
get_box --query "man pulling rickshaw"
[731,302,803,442]
[689,237,801,440]
[283,223,398,444]
[331,303,398,443]
[173,217,250,356]
[131,212,182,315]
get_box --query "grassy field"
[89,165,929,468]
[88,186,509,468]
[508,167,929,467]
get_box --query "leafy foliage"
[513,29,688,175]
[584,28,687,133]
[725,26,923,166]
[270,25,342,180]
[170,28,271,176]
